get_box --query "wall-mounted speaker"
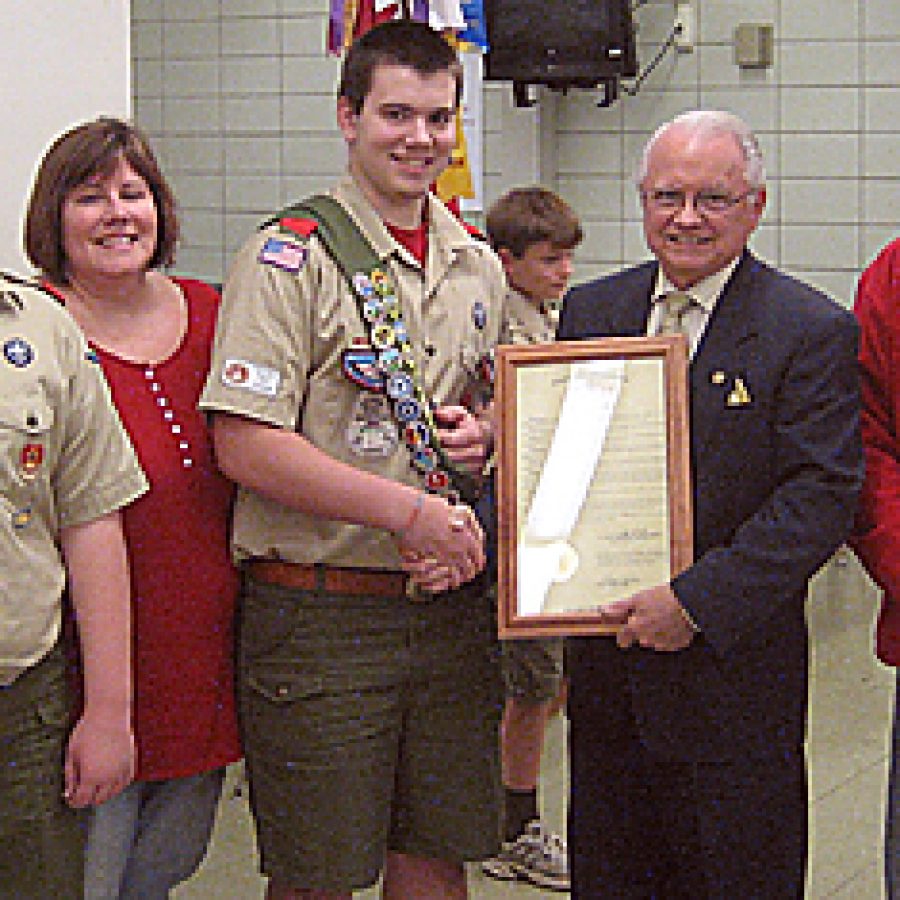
[484,0,637,88]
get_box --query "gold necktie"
[659,291,695,336]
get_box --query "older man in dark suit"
[558,110,863,898]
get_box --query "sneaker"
[482,820,570,892]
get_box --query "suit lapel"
[619,263,657,336]
[689,253,762,450]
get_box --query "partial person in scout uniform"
[0,271,146,897]
[480,187,582,893]
[200,20,507,900]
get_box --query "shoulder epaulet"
[0,270,59,309]
[278,217,320,239]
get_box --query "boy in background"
[481,187,582,892]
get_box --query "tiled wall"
[132,0,343,281]
[133,0,898,305]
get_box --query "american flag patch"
[258,237,307,273]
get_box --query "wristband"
[396,492,425,539]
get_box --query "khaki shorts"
[238,574,503,892]
[0,641,84,897]
[501,636,565,703]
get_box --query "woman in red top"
[25,118,240,898]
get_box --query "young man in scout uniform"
[0,271,146,896]
[480,187,582,892]
[201,19,507,900]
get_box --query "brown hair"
[338,19,463,114]
[486,187,583,258]
[25,117,178,284]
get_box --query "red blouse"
[851,240,900,666]
[93,278,240,779]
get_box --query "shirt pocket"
[0,393,55,489]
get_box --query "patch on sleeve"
[258,237,308,273]
[221,358,281,397]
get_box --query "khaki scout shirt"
[0,274,147,684]
[502,287,558,346]
[201,177,507,569]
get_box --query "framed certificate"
[494,336,693,638]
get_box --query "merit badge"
[363,297,383,322]
[11,506,32,529]
[221,358,280,397]
[353,272,375,298]
[258,237,308,274]
[20,443,44,478]
[378,347,403,373]
[404,421,430,447]
[372,323,395,350]
[370,269,391,296]
[346,394,398,458]
[3,337,34,368]
[426,470,449,491]
[395,398,422,423]
[412,446,438,472]
[386,372,414,400]
[84,349,100,364]
[341,348,385,393]
[381,295,400,319]
[392,321,409,344]
[472,300,487,330]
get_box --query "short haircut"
[635,109,766,193]
[486,187,583,258]
[338,19,464,114]
[25,117,178,284]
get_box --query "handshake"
[396,493,486,594]
[393,403,492,594]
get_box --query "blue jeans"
[83,768,225,899]
[888,673,900,900]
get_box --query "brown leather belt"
[247,559,409,599]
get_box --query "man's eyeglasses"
[641,189,756,215]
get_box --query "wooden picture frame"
[494,336,693,637]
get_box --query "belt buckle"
[405,579,429,603]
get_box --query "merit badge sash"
[266,195,482,505]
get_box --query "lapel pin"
[726,377,752,406]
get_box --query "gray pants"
[84,768,225,900]
[888,673,900,900]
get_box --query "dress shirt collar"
[651,256,741,314]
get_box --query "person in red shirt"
[25,117,241,899]
[850,236,900,898]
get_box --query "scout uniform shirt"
[201,177,507,570]
[0,273,147,685]
[502,287,559,346]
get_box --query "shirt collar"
[332,175,474,266]
[506,287,557,336]
[651,256,741,314]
